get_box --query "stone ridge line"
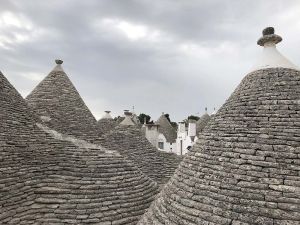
[36,123,119,155]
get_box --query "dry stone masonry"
[139,28,300,225]
[2,26,300,225]
[26,60,100,142]
[0,71,159,224]
[97,111,119,135]
[96,119,182,187]
[196,112,211,135]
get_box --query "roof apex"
[252,27,298,71]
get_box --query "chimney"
[178,122,186,134]
[188,121,196,137]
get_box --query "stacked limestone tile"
[0,71,158,224]
[97,110,118,135]
[97,112,181,187]
[26,60,100,142]
[139,28,300,224]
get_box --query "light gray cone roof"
[97,111,118,135]
[120,113,136,126]
[26,60,100,141]
[0,71,158,224]
[156,114,177,143]
[196,112,211,134]
[139,28,300,225]
[96,124,182,187]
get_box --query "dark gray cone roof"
[140,67,300,225]
[0,71,158,224]
[156,114,177,143]
[139,30,300,224]
[196,113,211,134]
[26,61,99,142]
[96,124,182,187]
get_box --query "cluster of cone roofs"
[1,27,300,224]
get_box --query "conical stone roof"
[26,60,99,142]
[196,112,211,134]
[139,28,300,225]
[96,118,181,187]
[156,114,177,143]
[0,71,158,224]
[97,111,118,135]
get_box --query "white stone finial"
[252,27,298,71]
[102,110,112,119]
[53,59,64,72]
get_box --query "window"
[158,142,164,150]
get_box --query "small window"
[158,142,164,150]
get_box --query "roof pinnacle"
[257,27,282,46]
[55,59,63,65]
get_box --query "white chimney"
[178,122,186,134]
[188,122,196,137]
[145,124,159,147]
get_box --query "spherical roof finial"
[55,59,63,65]
[257,27,282,46]
[262,27,274,36]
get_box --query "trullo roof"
[196,112,211,134]
[26,60,99,141]
[96,115,182,187]
[0,71,158,224]
[139,27,300,225]
[156,113,177,143]
[97,110,118,135]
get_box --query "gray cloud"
[1,0,300,121]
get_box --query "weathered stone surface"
[196,113,211,135]
[25,61,100,142]
[96,124,181,187]
[0,71,158,224]
[97,117,119,135]
[139,68,300,225]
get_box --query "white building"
[145,113,177,153]
[176,120,198,155]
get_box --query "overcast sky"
[1,0,299,121]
